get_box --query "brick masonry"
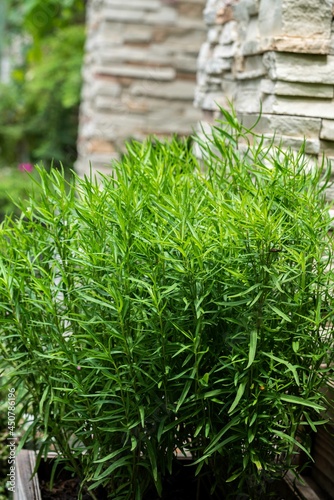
[75,0,206,175]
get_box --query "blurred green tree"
[0,0,86,169]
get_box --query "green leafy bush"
[0,112,333,499]
[0,1,85,168]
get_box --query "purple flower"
[77,366,81,371]
[18,163,34,173]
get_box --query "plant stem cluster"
[0,110,333,499]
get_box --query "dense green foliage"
[0,167,42,221]
[0,0,85,168]
[0,383,9,500]
[0,112,334,499]
[6,0,85,37]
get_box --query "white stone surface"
[263,52,334,84]
[258,0,282,37]
[204,0,225,25]
[196,0,334,201]
[76,0,207,175]
[263,95,334,120]
[104,0,160,10]
[213,43,236,59]
[94,64,176,80]
[206,57,232,75]
[281,0,332,39]
[234,80,262,113]
[131,80,196,101]
[197,41,212,71]
[239,114,322,138]
[264,134,320,155]
[258,0,332,39]
[235,55,266,79]
[219,21,238,45]
[320,120,334,141]
[261,79,334,99]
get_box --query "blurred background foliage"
[0,3,86,493]
[0,0,86,219]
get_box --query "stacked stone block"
[196,0,334,195]
[76,0,206,175]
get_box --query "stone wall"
[196,0,334,189]
[76,0,206,175]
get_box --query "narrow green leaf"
[39,386,50,415]
[269,305,291,322]
[131,436,137,451]
[176,379,192,411]
[139,406,145,428]
[146,440,158,483]
[228,381,246,414]
[248,427,255,444]
[204,389,223,399]
[76,292,116,311]
[292,341,299,353]
[250,413,257,427]
[280,395,325,411]
[262,352,300,386]
[202,432,241,459]
[157,416,167,442]
[94,447,129,464]
[250,457,263,471]
[194,423,203,438]
[246,330,257,369]
[199,372,209,387]
[198,416,240,458]
[226,469,242,482]
[270,429,313,460]
[93,456,131,480]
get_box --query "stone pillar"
[196,0,334,195]
[76,0,206,176]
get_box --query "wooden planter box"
[14,426,334,500]
[14,450,41,500]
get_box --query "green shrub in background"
[0,166,42,221]
[0,0,85,169]
[0,111,334,499]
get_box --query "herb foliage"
[0,111,333,499]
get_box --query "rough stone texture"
[261,80,334,99]
[238,114,322,138]
[321,120,334,141]
[280,0,332,39]
[259,0,332,39]
[196,0,334,199]
[76,0,206,175]
[263,52,334,84]
[78,0,334,198]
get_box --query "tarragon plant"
[0,110,333,499]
